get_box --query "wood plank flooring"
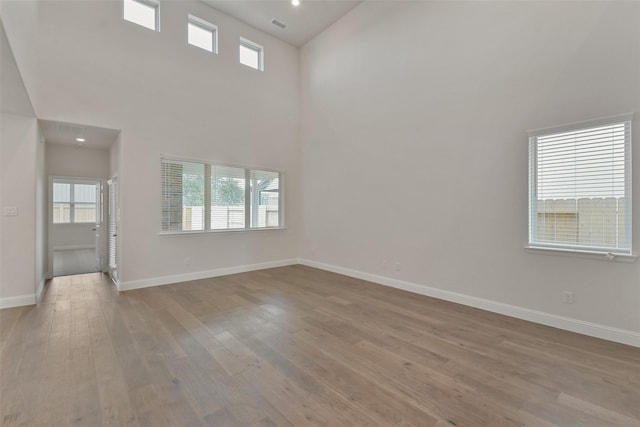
[1,265,638,426]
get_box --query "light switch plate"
[4,207,18,216]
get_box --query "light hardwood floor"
[1,266,638,426]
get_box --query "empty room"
[1,0,639,426]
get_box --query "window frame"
[160,156,284,235]
[51,178,101,225]
[527,113,634,259]
[239,37,264,71]
[187,14,218,54]
[123,0,160,32]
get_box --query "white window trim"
[527,112,634,259]
[123,0,160,32]
[51,177,102,225]
[239,37,264,71]
[525,246,637,263]
[159,155,284,235]
[188,14,218,54]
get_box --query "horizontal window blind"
[161,157,283,233]
[528,115,632,254]
[161,159,205,232]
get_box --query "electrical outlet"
[562,291,575,304]
[184,257,191,265]
[382,260,388,270]
[394,262,401,272]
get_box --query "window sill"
[525,245,637,263]
[158,227,286,237]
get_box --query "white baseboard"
[36,275,46,303]
[0,294,36,309]
[299,259,640,348]
[118,258,299,292]
[109,273,120,290]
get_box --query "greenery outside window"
[161,157,283,233]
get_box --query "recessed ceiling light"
[291,0,300,6]
[76,137,86,142]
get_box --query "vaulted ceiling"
[201,0,363,46]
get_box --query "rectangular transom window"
[161,157,283,233]
[188,15,217,53]
[239,37,264,71]
[123,0,159,31]
[528,114,633,255]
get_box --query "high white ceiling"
[39,119,120,150]
[201,0,363,47]
[1,22,35,117]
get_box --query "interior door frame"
[47,176,107,278]
[107,176,120,286]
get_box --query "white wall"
[12,0,300,285]
[1,16,40,307]
[109,134,121,179]
[300,1,640,336]
[0,113,39,306]
[46,143,110,179]
[35,127,46,296]
[0,0,38,113]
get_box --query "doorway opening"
[40,119,121,284]
[50,178,104,277]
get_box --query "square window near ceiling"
[239,37,264,71]
[123,0,159,31]
[188,15,218,53]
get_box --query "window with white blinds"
[161,157,283,233]
[528,114,633,254]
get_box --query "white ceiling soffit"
[201,0,363,47]
[39,119,120,151]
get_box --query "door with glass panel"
[50,178,103,276]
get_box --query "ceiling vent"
[271,19,287,30]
